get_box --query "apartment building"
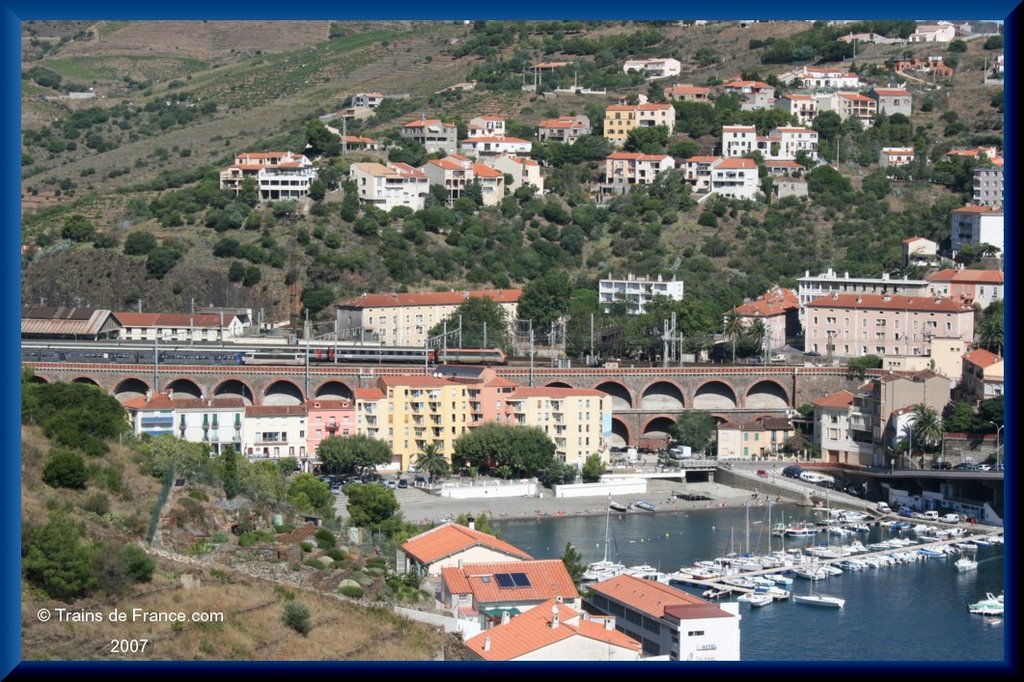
[536,115,591,144]
[731,287,800,348]
[717,415,795,459]
[603,152,675,188]
[402,117,458,154]
[219,151,317,201]
[502,388,612,468]
[486,154,544,194]
[722,80,776,111]
[664,84,711,102]
[679,156,721,192]
[460,136,533,159]
[306,399,357,458]
[950,205,1004,255]
[926,269,1004,309]
[721,125,818,161]
[961,348,1004,403]
[804,292,975,358]
[242,405,308,464]
[778,65,862,89]
[602,103,675,145]
[423,155,508,207]
[336,288,522,347]
[818,92,878,127]
[374,376,474,471]
[599,273,684,315]
[349,161,429,211]
[796,269,930,325]
[709,158,759,199]
[773,94,817,126]
[973,167,1003,209]
[623,58,682,79]
[467,116,506,137]
[869,88,912,117]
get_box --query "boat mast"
[602,496,611,563]
[745,502,750,555]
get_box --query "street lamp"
[989,421,1003,470]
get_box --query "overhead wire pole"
[529,328,535,387]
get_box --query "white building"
[722,80,776,111]
[218,151,317,202]
[402,117,458,154]
[603,152,675,189]
[113,312,244,342]
[973,167,1003,209]
[486,154,544,194]
[817,92,878,128]
[950,205,1004,255]
[242,405,309,464]
[812,390,874,466]
[778,65,862,89]
[796,269,930,325]
[721,125,817,161]
[467,116,506,137]
[351,92,385,108]
[599,273,683,314]
[909,21,956,43]
[680,155,721,192]
[710,157,759,200]
[536,115,591,144]
[623,57,681,79]
[586,574,741,661]
[459,136,532,159]
[901,236,938,266]
[349,161,429,211]
[880,147,915,168]
[774,94,818,126]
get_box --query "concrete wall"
[553,479,648,498]
[438,481,537,499]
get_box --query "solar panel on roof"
[494,573,515,588]
[510,572,531,587]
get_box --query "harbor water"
[493,504,1005,662]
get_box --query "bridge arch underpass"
[164,377,203,400]
[264,379,304,406]
[71,377,100,387]
[745,379,790,409]
[640,380,685,411]
[595,381,632,410]
[314,380,354,401]
[26,374,49,384]
[213,379,255,405]
[609,417,630,449]
[543,381,573,389]
[114,377,150,402]
[641,416,676,444]
[692,380,738,410]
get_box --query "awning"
[480,607,521,618]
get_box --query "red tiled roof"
[471,163,504,178]
[666,84,710,95]
[734,287,799,317]
[607,152,670,162]
[882,148,915,155]
[463,136,531,145]
[464,599,640,661]
[378,376,460,389]
[113,312,237,329]
[685,155,722,163]
[341,289,522,309]
[538,117,587,129]
[806,293,972,312]
[813,390,854,408]
[402,522,532,565]
[724,80,773,89]
[837,92,876,102]
[773,126,815,133]
[764,160,803,168]
[429,158,468,171]
[715,158,757,170]
[951,205,1003,215]
[473,116,505,121]
[903,236,930,244]
[442,560,578,604]
[589,574,730,620]
[872,88,910,96]
[926,269,1003,284]
[354,388,385,401]
[509,387,608,400]
[722,125,756,132]
[963,348,1001,368]
[501,155,539,167]
[403,118,455,129]
[606,103,672,112]
[305,399,354,410]
[245,405,307,417]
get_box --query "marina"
[495,504,1005,661]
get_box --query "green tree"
[942,401,978,433]
[305,120,340,157]
[139,435,212,480]
[413,443,449,484]
[219,447,241,499]
[561,542,586,585]
[948,39,967,53]
[670,411,716,455]
[911,404,943,454]
[145,244,183,279]
[123,231,158,256]
[624,125,670,153]
[581,453,607,483]
[239,176,259,207]
[121,544,156,583]
[240,460,288,512]
[517,271,571,332]
[723,311,744,363]
[287,473,335,518]
[61,214,96,242]
[301,286,335,318]
[452,423,557,478]
[228,260,246,283]
[429,295,511,351]
[977,396,1003,429]
[318,435,392,475]
[345,483,401,535]
[242,265,262,287]
[23,512,96,601]
[977,302,1003,355]
[846,354,882,380]
[42,449,88,489]
[282,600,312,636]
[308,178,327,202]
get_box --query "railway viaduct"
[25,362,871,448]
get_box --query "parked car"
[782,465,805,479]
[931,461,953,470]
[756,469,769,479]
[975,463,992,472]
[384,479,398,489]
[397,478,409,488]
[953,463,978,471]
[803,350,821,357]
[747,356,764,365]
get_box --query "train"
[240,346,508,366]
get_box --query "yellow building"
[717,415,795,460]
[502,388,612,468]
[602,103,675,146]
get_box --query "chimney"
[501,610,511,625]
[551,604,560,629]
[467,516,475,530]
[604,617,616,631]
[483,636,491,652]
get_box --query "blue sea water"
[493,505,1005,662]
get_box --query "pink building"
[306,399,357,457]
[731,287,800,350]
[805,292,975,358]
[926,269,1004,310]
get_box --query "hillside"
[20,20,1002,334]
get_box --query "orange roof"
[442,560,578,604]
[305,399,354,410]
[813,390,854,409]
[538,116,588,129]
[465,599,640,661]
[666,84,710,94]
[685,155,722,163]
[589,574,732,620]
[782,94,814,100]
[806,293,972,313]
[354,388,385,401]
[606,103,672,112]
[471,163,504,178]
[429,157,468,171]
[882,147,915,155]
[724,80,773,89]
[607,152,670,162]
[926,269,1003,284]
[963,348,1001,368]
[402,522,532,565]
[734,287,799,317]
[378,375,459,389]
[473,116,505,121]
[764,160,803,168]
[339,135,379,144]
[951,205,1002,215]
[872,88,910,96]
[463,136,531,145]
[837,92,875,102]
[245,405,306,417]
[501,155,539,167]
[722,125,756,132]
[903,236,931,244]
[403,118,455,129]
[508,387,608,399]
[341,289,522,309]
[774,126,815,133]
[715,158,757,170]
[113,312,236,328]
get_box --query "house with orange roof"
[709,157,759,199]
[337,135,384,151]
[722,79,776,110]
[811,389,870,465]
[926,268,1003,310]
[336,288,522,348]
[796,268,930,327]
[880,147,915,168]
[585,574,740,660]
[441,559,580,633]
[961,348,1003,403]
[112,311,243,342]
[805,292,974,359]
[422,154,505,206]
[123,391,247,452]
[470,162,506,206]
[460,135,532,159]
[467,116,506,138]
[501,387,612,468]
[778,65,862,89]
[399,521,533,577]
[602,103,675,145]
[485,154,544,194]
[817,91,878,127]
[901,236,938,267]
[401,116,458,154]
[717,414,795,459]
[950,205,1003,255]
[664,84,710,102]
[464,599,641,661]
[731,287,800,348]
[773,93,818,126]
[679,155,721,192]
[536,115,591,144]
[218,151,317,202]
[349,161,429,211]
[603,151,674,190]
[869,88,912,117]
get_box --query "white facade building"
[721,125,817,161]
[349,162,429,211]
[909,22,956,43]
[486,154,544,194]
[599,273,683,314]
[880,147,915,168]
[623,58,681,79]
[459,136,532,159]
[796,269,929,325]
[778,65,862,89]
[242,405,308,463]
[973,167,1003,209]
[950,206,1004,255]
[710,158,759,200]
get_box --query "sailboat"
[581,498,626,584]
[793,568,845,608]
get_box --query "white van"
[940,513,962,524]
[876,501,892,514]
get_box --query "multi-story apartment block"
[351,92,385,108]
[602,103,675,145]
[879,147,915,167]
[242,405,309,464]
[778,65,862,89]
[336,289,522,347]
[664,84,711,102]
[950,205,1004,255]
[306,399,357,458]
[721,126,817,161]
[709,158,759,200]
[373,376,474,471]
[926,269,1004,309]
[973,167,1003,209]
[773,94,818,126]
[422,155,505,206]
[679,155,721,192]
[599,273,684,315]
[622,58,681,79]
[486,154,544,194]
[349,161,429,211]
[502,388,612,469]
[961,348,1004,403]
[869,88,912,117]
[536,115,591,144]
[112,312,244,342]
[467,116,506,137]
[812,390,872,466]
[804,292,975,358]
[722,80,775,110]
[124,393,245,453]
[460,136,532,159]
[731,287,800,349]
[402,117,458,154]
[817,91,878,127]
[603,152,675,188]
[796,269,930,325]
[219,151,317,202]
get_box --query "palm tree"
[414,443,449,484]
[747,318,767,359]
[978,316,1003,356]
[723,311,744,363]
[910,404,943,466]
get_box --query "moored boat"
[794,593,845,608]
[968,593,1003,616]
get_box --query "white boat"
[767,573,794,586]
[794,566,828,581]
[738,592,773,607]
[785,524,818,537]
[954,555,978,572]
[583,501,626,583]
[968,593,1003,616]
[609,500,628,513]
[794,593,846,608]
[625,564,668,583]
